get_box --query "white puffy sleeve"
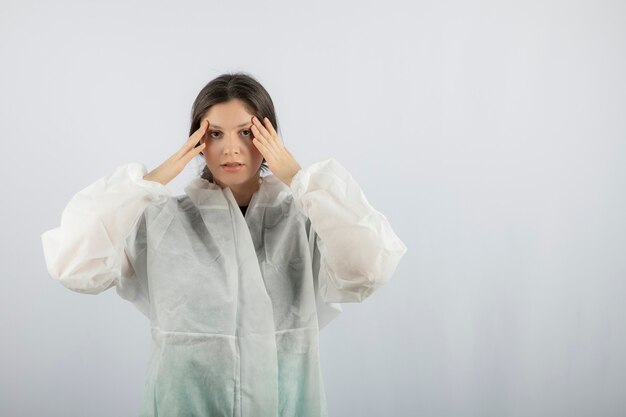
[290,158,408,311]
[40,163,171,295]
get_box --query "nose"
[221,132,243,155]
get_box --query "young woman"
[41,72,407,416]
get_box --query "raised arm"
[41,121,209,295]
[41,163,171,294]
[290,158,408,304]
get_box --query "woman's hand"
[251,116,301,186]
[143,119,209,186]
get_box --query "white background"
[1,0,625,416]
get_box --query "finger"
[252,122,281,151]
[252,137,277,161]
[191,119,210,141]
[251,124,266,142]
[185,120,209,149]
[258,117,285,154]
[263,117,279,138]
[252,117,273,142]
[194,141,206,156]
[183,142,206,164]
[252,125,278,155]
[253,124,282,157]
[176,120,209,158]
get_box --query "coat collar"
[183,174,292,210]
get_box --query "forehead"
[202,99,253,128]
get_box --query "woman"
[41,72,407,416]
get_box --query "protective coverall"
[41,158,407,416]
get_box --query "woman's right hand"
[143,119,209,186]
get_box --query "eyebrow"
[208,122,251,129]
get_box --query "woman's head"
[190,72,276,188]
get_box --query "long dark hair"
[189,72,276,182]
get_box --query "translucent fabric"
[41,158,407,416]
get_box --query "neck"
[216,176,261,206]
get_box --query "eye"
[241,129,252,138]
[209,131,222,139]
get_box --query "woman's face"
[200,99,264,188]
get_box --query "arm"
[290,158,408,304]
[40,163,171,295]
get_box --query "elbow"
[42,230,120,295]
[321,275,382,303]
[46,255,119,295]
[320,244,406,303]
[320,262,387,303]
[332,243,406,285]
[55,272,118,295]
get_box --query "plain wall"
[1,0,625,416]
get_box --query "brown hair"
[189,72,276,182]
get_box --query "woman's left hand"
[251,116,302,187]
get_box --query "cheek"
[246,138,259,154]
[203,143,221,165]
[251,145,264,162]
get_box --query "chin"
[214,173,253,187]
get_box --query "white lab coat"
[41,158,407,416]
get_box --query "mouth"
[221,163,244,172]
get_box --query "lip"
[222,164,244,172]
